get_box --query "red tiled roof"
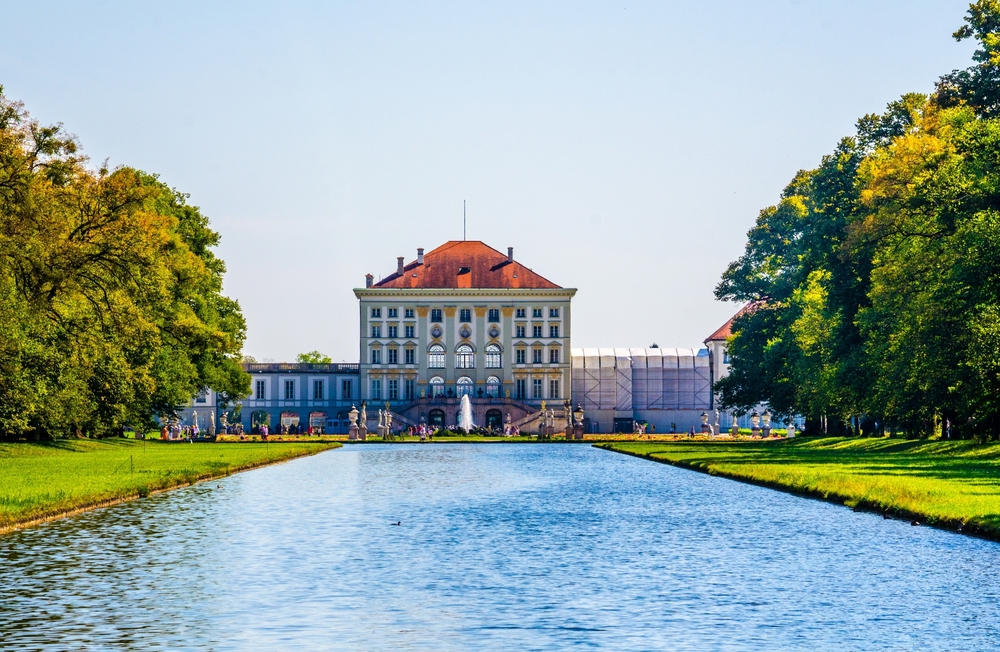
[372,241,561,289]
[704,303,758,342]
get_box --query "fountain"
[458,394,475,432]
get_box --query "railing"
[243,363,360,373]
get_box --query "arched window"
[485,344,502,369]
[455,344,475,369]
[428,409,445,428]
[428,344,445,368]
[457,376,474,397]
[430,375,445,397]
[486,376,501,398]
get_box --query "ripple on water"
[1,444,999,651]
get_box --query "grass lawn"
[0,438,340,532]
[597,437,1000,539]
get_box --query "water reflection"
[1,444,998,650]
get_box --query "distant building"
[355,241,576,431]
[176,240,751,434]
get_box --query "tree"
[296,351,332,364]
[935,0,1000,117]
[0,87,249,438]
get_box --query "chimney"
[397,257,405,275]
[365,273,373,288]
[507,247,514,263]
[417,248,424,265]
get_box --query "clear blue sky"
[1,1,978,361]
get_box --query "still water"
[2,444,999,650]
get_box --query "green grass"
[597,437,1000,539]
[0,438,340,531]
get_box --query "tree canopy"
[717,1,1000,439]
[296,351,332,364]
[0,88,249,438]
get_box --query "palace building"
[355,241,576,431]
[177,240,748,434]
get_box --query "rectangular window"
[549,348,560,363]
[516,349,526,365]
[388,325,398,338]
[371,307,381,318]
[405,378,415,400]
[429,348,445,368]
[388,308,398,318]
[549,307,559,318]
[532,308,542,318]
[516,325,526,338]
[371,324,381,338]
[388,348,398,364]
[404,325,415,338]
[371,349,381,365]
[195,389,208,403]
[516,308,526,318]
[516,378,526,399]
[431,308,442,322]
[313,380,324,400]
[723,349,731,364]
[532,325,542,338]
[371,379,382,400]
[550,325,559,338]
[460,308,471,322]
[488,308,500,322]
[255,379,266,400]
[404,308,414,318]
[388,378,399,400]
[405,348,415,365]
[549,379,559,399]
[284,379,295,400]
[342,379,352,400]
[532,378,543,399]
[532,349,543,364]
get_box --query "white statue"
[360,404,367,426]
[377,409,384,429]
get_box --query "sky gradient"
[1,1,978,361]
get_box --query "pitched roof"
[372,241,561,290]
[704,303,758,342]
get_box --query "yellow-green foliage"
[0,439,339,530]
[598,437,1000,536]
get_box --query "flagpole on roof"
[463,200,466,240]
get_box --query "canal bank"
[0,439,341,534]
[597,437,1000,542]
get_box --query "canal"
[1,444,998,650]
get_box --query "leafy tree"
[935,0,1000,117]
[0,87,248,439]
[296,351,332,364]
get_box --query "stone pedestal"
[731,425,739,436]
[565,425,574,440]
[349,425,359,441]
[701,424,711,433]
[573,425,584,440]
[762,427,771,438]
[358,425,368,441]
[751,426,761,438]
